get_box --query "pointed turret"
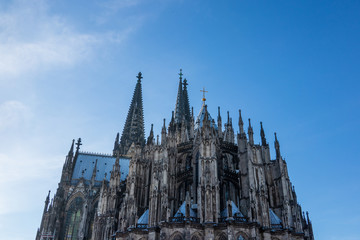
[110,153,121,189]
[260,122,267,146]
[223,111,234,143]
[118,72,145,154]
[44,191,50,213]
[91,159,98,185]
[248,119,254,145]
[61,139,75,182]
[147,124,154,146]
[161,119,167,145]
[238,110,244,135]
[217,107,223,138]
[169,111,176,134]
[68,139,75,158]
[274,132,281,159]
[113,133,120,155]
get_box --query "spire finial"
[76,138,82,152]
[137,72,143,82]
[179,69,183,80]
[163,118,166,128]
[183,78,188,87]
[200,87,208,103]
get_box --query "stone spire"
[147,124,154,146]
[274,132,281,159]
[91,159,98,185]
[238,110,244,135]
[161,119,167,145]
[118,72,145,154]
[248,118,254,145]
[217,107,223,137]
[223,111,235,143]
[260,122,267,146]
[44,191,50,213]
[174,69,184,124]
[183,78,191,124]
[68,139,75,158]
[113,132,120,155]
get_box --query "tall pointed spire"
[174,69,184,124]
[183,78,191,124]
[118,72,145,154]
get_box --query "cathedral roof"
[269,208,282,227]
[220,201,245,218]
[71,152,129,184]
[137,209,149,224]
[194,103,218,130]
[174,201,197,218]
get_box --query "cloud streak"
[0,101,32,131]
[0,0,141,79]
[0,0,99,78]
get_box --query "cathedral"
[36,70,314,240]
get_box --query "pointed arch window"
[64,197,84,240]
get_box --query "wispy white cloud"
[0,0,99,78]
[0,0,141,79]
[0,100,32,131]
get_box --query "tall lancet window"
[64,197,84,240]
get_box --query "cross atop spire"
[179,69,183,80]
[76,138,82,152]
[183,78,188,87]
[201,87,208,103]
[137,72,143,82]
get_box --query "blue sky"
[0,0,359,239]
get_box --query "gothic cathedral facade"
[36,71,314,240]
